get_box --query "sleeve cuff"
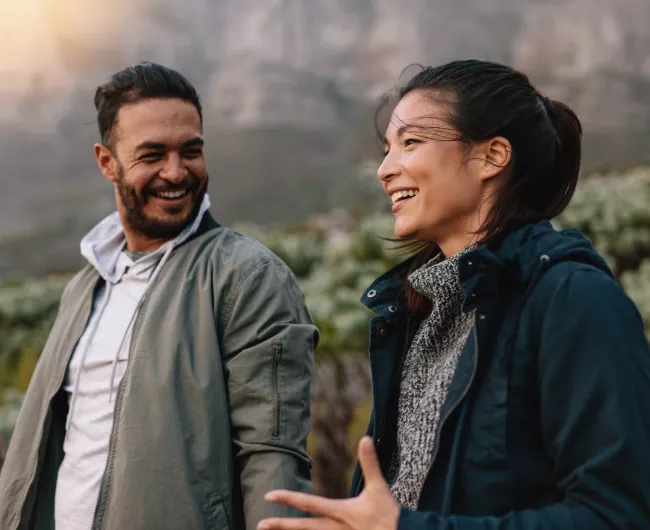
[398,505,441,530]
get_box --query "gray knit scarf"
[388,249,475,509]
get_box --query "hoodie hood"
[80,194,211,282]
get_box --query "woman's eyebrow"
[396,125,410,137]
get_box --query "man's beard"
[115,164,209,241]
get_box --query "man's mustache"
[145,175,201,195]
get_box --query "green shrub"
[1,165,650,482]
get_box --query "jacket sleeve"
[220,258,318,530]
[396,266,650,530]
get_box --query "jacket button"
[467,260,473,266]
[479,314,486,320]
[380,328,387,336]
[367,289,377,298]
[388,305,397,313]
[540,254,550,262]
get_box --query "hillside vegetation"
[1,165,649,494]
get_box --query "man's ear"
[477,136,512,182]
[94,143,119,183]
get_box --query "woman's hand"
[258,436,400,530]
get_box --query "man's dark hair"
[94,62,203,148]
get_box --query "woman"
[258,60,650,529]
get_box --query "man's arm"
[221,257,318,530]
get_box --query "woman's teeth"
[390,189,419,204]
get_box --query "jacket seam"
[222,259,273,332]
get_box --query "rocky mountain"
[1,0,649,275]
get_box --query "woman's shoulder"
[525,259,646,343]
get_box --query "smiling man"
[0,63,317,530]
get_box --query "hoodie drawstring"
[106,244,175,403]
[65,244,175,444]
[65,195,210,439]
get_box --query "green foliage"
[621,259,650,337]
[554,166,650,337]
[0,388,23,439]
[237,212,404,356]
[1,165,650,470]
[555,166,650,276]
[0,275,69,392]
[264,231,326,279]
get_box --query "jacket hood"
[361,220,613,317]
[80,194,211,283]
[460,221,613,311]
[479,220,612,282]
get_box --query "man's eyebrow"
[134,138,204,152]
[135,141,166,151]
[181,137,204,148]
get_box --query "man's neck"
[123,233,171,253]
[123,249,153,262]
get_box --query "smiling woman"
[258,60,650,530]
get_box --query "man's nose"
[161,153,187,183]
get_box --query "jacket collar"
[361,220,613,315]
[360,255,416,319]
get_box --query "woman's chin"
[393,220,418,240]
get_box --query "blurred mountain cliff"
[1,0,649,274]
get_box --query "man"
[0,63,317,530]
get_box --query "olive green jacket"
[0,213,318,530]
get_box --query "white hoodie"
[54,196,211,530]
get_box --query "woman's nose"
[377,152,400,182]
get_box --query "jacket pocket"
[203,492,229,530]
[271,342,284,439]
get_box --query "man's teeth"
[156,189,188,199]
[390,189,419,204]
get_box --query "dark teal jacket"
[350,221,650,529]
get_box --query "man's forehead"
[114,98,202,143]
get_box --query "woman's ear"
[478,136,512,181]
[94,143,119,183]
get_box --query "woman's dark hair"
[378,60,583,314]
[94,62,203,148]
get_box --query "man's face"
[97,97,208,246]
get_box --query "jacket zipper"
[90,311,143,530]
[13,291,95,530]
[271,343,283,439]
[376,316,412,446]
[416,312,480,507]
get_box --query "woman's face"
[378,90,502,256]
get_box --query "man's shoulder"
[60,264,98,302]
[184,224,289,279]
